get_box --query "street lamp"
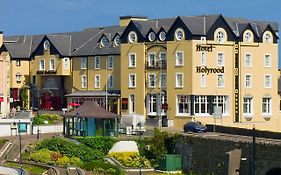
[137,122,144,175]
[18,120,23,175]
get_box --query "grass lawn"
[0,139,6,149]
[4,162,48,174]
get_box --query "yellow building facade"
[1,15,280,131]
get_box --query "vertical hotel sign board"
[234,42,240,122]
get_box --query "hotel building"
[1,15,280,131]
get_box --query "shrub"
[36,137,104,162]
[82,160,124,175]
[28,148,53,164]
[75,136,117,155]
[108,152,151,168]
[57,155,69,166]
[33,113,62,125]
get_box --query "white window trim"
[175,51,184,66]
[128,53,136,68]
[264,74,272,88]
[159,52,167,68]
[176,95,190,116]
[148,73,156,88]
[80,57,87,69]
[217,73,224,88]
[108,75,114,88]
[264,53,271,68]
[244,74,252,88]
[49,58,55,70]
[175,73,184,88]
[81,75,87,88]
[200,73,206,87]
[108,56,114,69]
[129,94,136,114]
[262,97,272,116]
[244,53,252,67]
[63,57,69,69]
[194,95,210,116]
[159,73,166,88]
[129,73,136,88]
[94,75,100,88]
[175,28,184,41]
[148,52,156,67]
[243,97,254,116]
[201,51,206,65]
[39,59,45,70]
[217,52,224,66]
[94,56,100,70]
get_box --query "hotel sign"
[196,44,215,52]
[196,66,224,75]
[36,70,57,75]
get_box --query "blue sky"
[0,0,280,65]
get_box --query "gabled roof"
[63,101,120,118]
[47,34,71,56]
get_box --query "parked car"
[183,121,207,133]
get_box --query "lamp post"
[137,122,144,175]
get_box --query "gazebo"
[62,101,121,137]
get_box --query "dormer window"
[263,32,272,43]
[101,36,109,47]
[128,31,137,43]
[148,32,156,42]
[159,31,166,41]
[175,28,184,41]
[114,35,120,46]
[244,31,252,42]
[216,31,225,43]
[43,40,50,50]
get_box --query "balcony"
[145,61,167,69]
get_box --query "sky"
[0,0,280,64]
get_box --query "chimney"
[119,16,148,26]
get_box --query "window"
[39,59,45,70]
[108,56,114,69]
[175,51,184,66]
[49,58,55,70]
[217,52,224,66]
[213,96,228,114]
[264,54,271,67]
[45,77,57,89]
[264,32,272,43]
[100,36,109,47]
[129,94,135,113]
[175,73,183,88]
[175,28,184,41]
[81,57,87,69]
[94,56,100,69]
[108,75,113,88]
[129,53,136,67]
[262,97,271,115]
[194,95,209,114]
[217,74,224,87]
[148,74,156,88]
[129,74,136,88]
[245,74,252,88]
[114,35,120,46]
[159,73,166,87]
[81,75,87,88]
[147,94,157,115]
[64,58,69,69]
[95,75,100,88]
[244,31,252,42]
[159,31,166,41]
[243,97,253,115]
[216,31,225,43]
[148,53,156,67]
[264,75,271,88]
[128,31,137,43]
[201,51,206,65]
[148,32,156,42]
[245,53,252,67]
[16,73,21,83]
[201,74,206,87]
[16,60,21,66]
[177,95,190,115]
[159,52,166,68]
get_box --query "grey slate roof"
[65,90,120,97]
[2,14,279,59]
